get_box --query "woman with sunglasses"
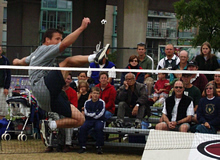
[120,55,145,86]
[196,83,220,134]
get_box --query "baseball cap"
[187,61,198,68]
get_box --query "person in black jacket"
[195,41,219,81]
[120,55,145,86]
[0,46,11,119]
[155,81,194,132]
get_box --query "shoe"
[134,122,141,129]
[39,120,51,146]
[63,145,71,152]
[78,147,86,154]
[94,44,110,64]
[111,120,124,128]
[96,146,103,154]
[45,146,53,152]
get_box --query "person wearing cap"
[187,61,208,93]
[182,73,201,123]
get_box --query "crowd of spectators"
[2,40,220,154]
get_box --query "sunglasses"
[131,60,138,62]
[174,86,183,89]
[206,87,213,90]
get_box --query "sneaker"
[96,146,103,154]
[111,120,124,128]
[39,120,51,146]
[134,122,141,129]
[45,146,53,152]
[78,147,86,154]
[94,44,110,65]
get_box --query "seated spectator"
[78,87,105,154]
[187,61,208,93]
[152,71,171,106]
[77,80,90,112]
[111,73,150,129]
[95,71,116,120]
[87,50,116,86]
[70,71,88,91]
[62,73,78,152]
[206,69,220,97]
[196,83,220,134]
[182,73,201,123]
[155,81,194,132]
[120,55,145,86]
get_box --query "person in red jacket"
[63,73,78,108]
[95,71,117,119]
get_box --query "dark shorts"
[44,69,72,118]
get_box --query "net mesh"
[0,66,219,154]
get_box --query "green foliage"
[107,51,117,64]
[174,0,220,52]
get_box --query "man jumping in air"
[13,17,110,145]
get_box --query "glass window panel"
[58,0,67,9]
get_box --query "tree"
[174,0,220,52]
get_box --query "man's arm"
[59,17,90,52]
[13,57,29,66]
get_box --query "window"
[3,7,7,24]
[40,0,72,56]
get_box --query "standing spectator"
[152,71,171,106]
[187,61,208,93]
[70,71,88,91]
[78,87,105,154]
[96,71,116,120]
[120,55,145,86]
[155,81,194,132]
[172,50,189,70]
[195,41,219,81]
[157,44,180,70]
[87,42,116,86]
[182,73,201,123]
[0,46,11,119]
[170,50,189,82]
[77,80,90,112]
[137,42,154,96]
[112,73,150,128]
[196,83,220,134]
[137,42,153,79]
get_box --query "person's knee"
[156,122,167,130]
[179,124,189,132]
[118,101,126,107]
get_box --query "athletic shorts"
[44,69,72,118]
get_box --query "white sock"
[49,120,57,130]
[88,53,96,63]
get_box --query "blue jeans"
[195,124,217,134]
